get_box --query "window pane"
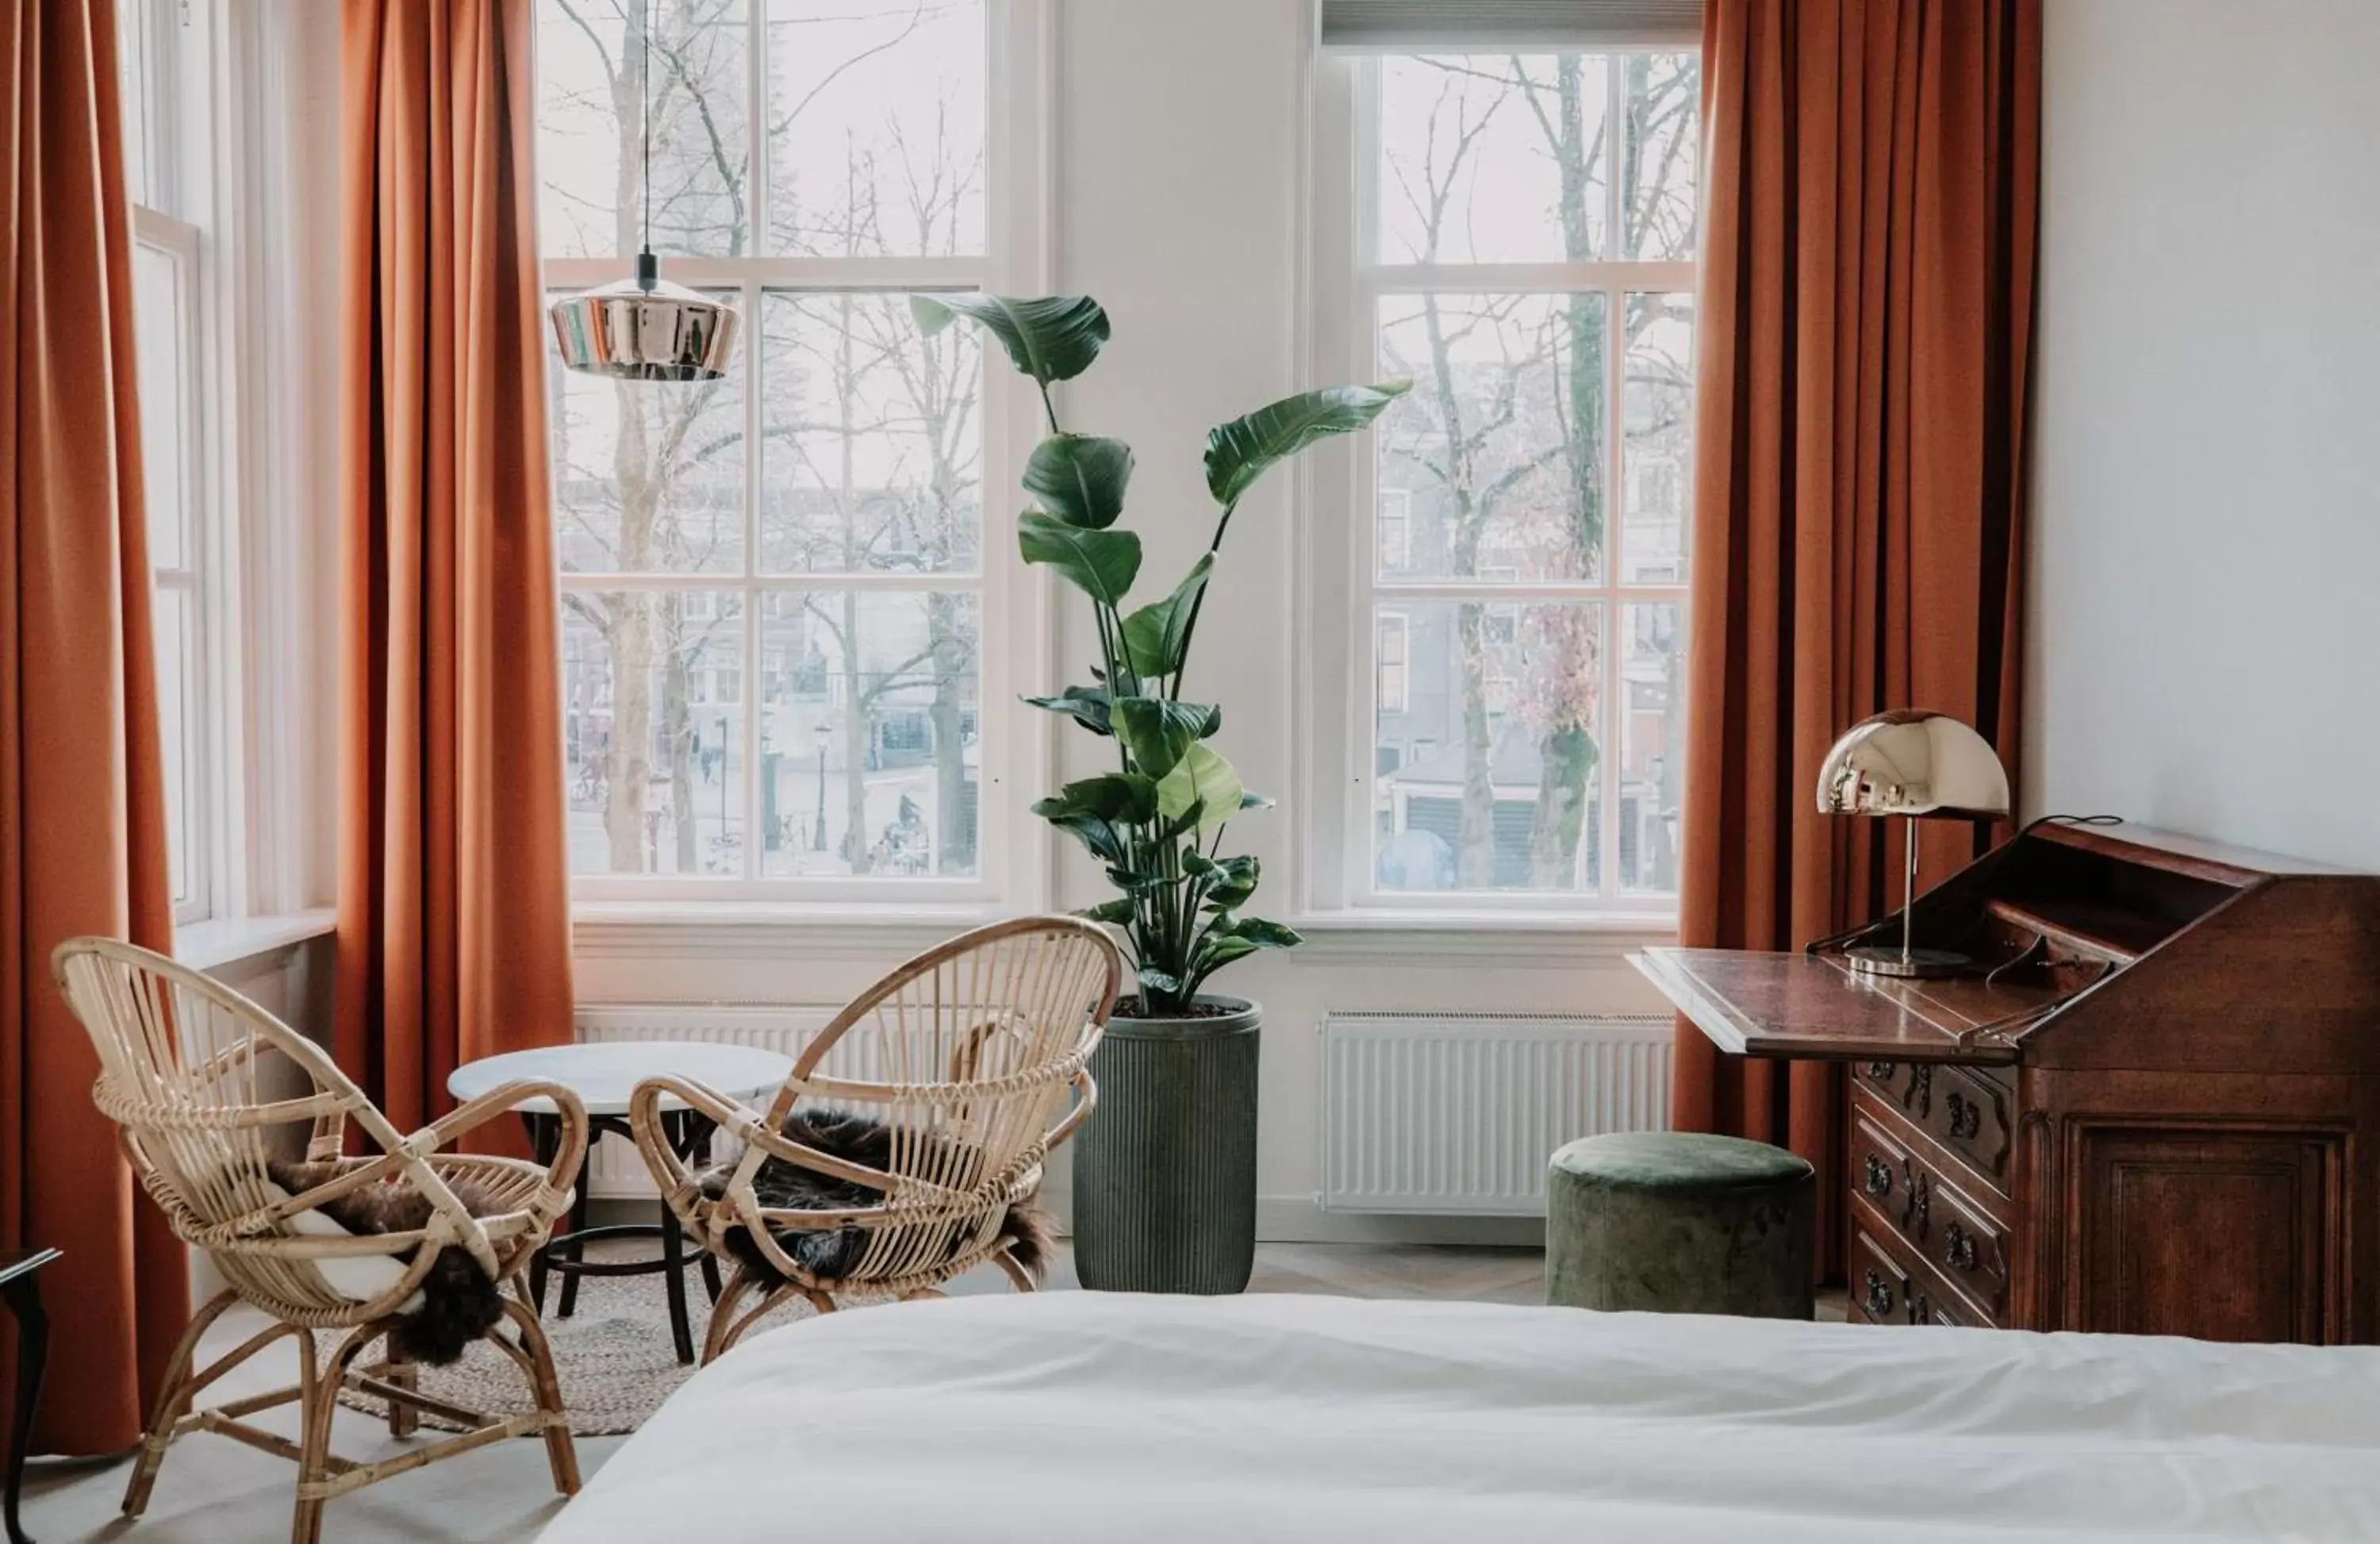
[562,590,747,875]
[757,590,977,877]
[1380,54,1608,264]
[537,1,752,259]
[132,243,186,570]
[1618,603,1684,895]
[154,583,197,907]
[1621,293,1693,582]
[1373,601,1603,894]
[549,296,746,572]
[765,0,986,257]
[1619,53,1699,261]
[1377,293,1605,584]
[758,294,981,574]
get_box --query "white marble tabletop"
[445,1040,793,1117]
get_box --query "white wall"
[2028,0,2380,866]
[573,1,1669,1242]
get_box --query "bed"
[539,1292,2380,1542]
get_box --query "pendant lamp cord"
[641,0,654,255]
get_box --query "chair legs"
[123,1288,241,1517]
[701,1262,836,1364]
[996,1243,1038,1293]
[501,1295,581,1496]
[127,1282,578,1544]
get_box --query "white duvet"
[541,1292,2380,1542]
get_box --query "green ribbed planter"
[1071,997,1260,1294]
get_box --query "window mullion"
[741,275,763,880]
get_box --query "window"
[1310,40,1698,912]
[536,0,1031,896]
[1376,612,1409,714]
[121,0,216,924]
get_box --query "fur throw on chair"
[266,1161,508,1366]
[693,1107,1053,1287]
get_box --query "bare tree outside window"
[1368,52,1697,899]
[539,0,989,883]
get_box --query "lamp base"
[1844,945,1970,980]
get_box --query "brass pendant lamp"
[547,0,740,382]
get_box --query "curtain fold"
[337,0,573,1135]
[1675,0,2039,1277]
[0,0,186,1454]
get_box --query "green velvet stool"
[1545,1131,1815,1319]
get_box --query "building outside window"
[1312,32,1698,912]
[536,0,1009,891]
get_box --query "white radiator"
[573,1004,838,1197]
[1319,1012,1672,1216]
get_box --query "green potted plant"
[913,293,1406,1292]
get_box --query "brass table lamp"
[1816,711,2011,978]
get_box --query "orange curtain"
[1675,0,2040,1277]
[337,0,573,1134]
[0,1,187,1454]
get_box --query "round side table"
[447,1042,793,1365]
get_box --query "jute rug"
[330,1244,817,1437]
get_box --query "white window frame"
[542,0,1054,911]
[125,0,247,929]
[1375,610,1409,715]
[1298,39,1693,923]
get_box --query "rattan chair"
[51,937,590,1544]
[631,916,1123,1361]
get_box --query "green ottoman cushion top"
[1552,1131,1814,1191]
[1545,1131,1816,1319]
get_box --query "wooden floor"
[21,1242,1550,1544]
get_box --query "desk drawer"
[1849,1108,2012,1321]
[1852,1227,1980,1328]
[1855,1059,2013,1188]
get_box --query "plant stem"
[1167,499,1238,701]
[1038,382,1061,436]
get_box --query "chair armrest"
[629,1076,754,1237]
[405,1081,590,1275]
[1046,1067,1098,1150]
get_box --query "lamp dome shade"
[1815,710,2010,820]
[547,271,740,383]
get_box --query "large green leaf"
[1020,683,1112,736]
[1076,898,1137,925]
[1154,743,1243,834]
[1215,916,1303,949]
[1112,696,1219,781]
[1119,554,1215,678]
[910,294,1111,386]
[1018,512,1142,606]
[1023,435,1134,530]
[1203,381,1412,509]
[1200,854,1260,909]
[1031,773,1159,825]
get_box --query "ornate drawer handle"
[1864,1269,1894,1320]
[1946,1089,1983,1140]
[1903,1162,1929,1233]
[1943,1222,1979,1273]
[1864,1154,1893,1197]
[1862,1062,1895,1081]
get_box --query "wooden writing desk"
[1635,820,2380,1343]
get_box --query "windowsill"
[572,901,1004,960]
[1285,909,1677,966]
[175,909,338,971]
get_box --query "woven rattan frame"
[631,916,1124,1360]
[52,937,591,1544]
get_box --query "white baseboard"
[585,1196,1547,1249]
[1255,1197,1545,1248]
